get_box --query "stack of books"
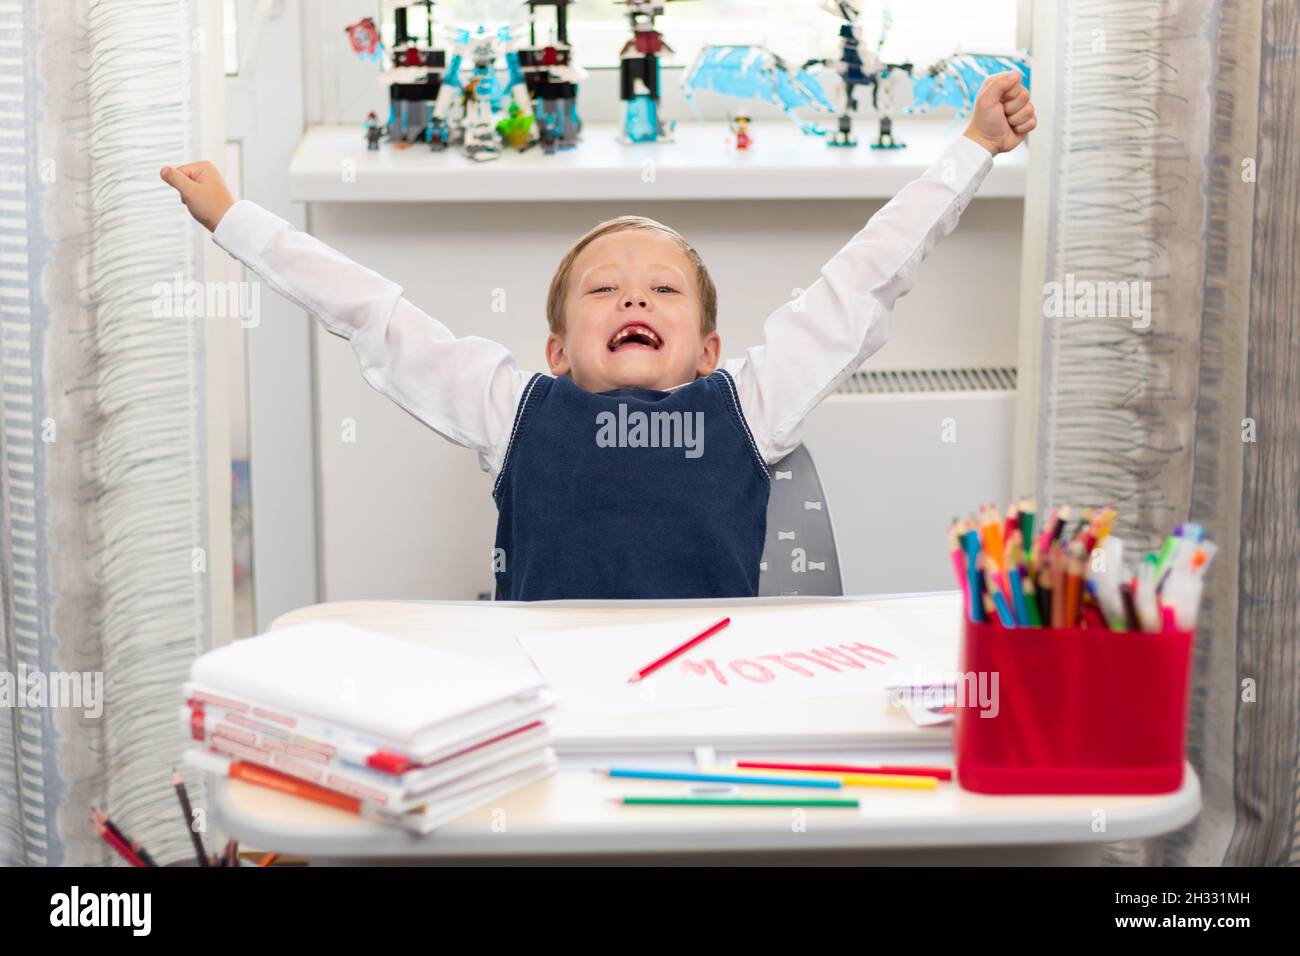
[180,621,557,833]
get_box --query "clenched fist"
[961,71,1036,156]
[160,161,235,233]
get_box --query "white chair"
[758,443,844,596]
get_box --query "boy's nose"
[622,294,648,309]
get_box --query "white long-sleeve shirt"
[212,134,993,476]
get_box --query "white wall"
[307,195,1022,601]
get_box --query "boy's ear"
[545,333,571,376]
[696,331,722,377]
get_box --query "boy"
[162,73,1034,601]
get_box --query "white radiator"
[798,367,1017,596]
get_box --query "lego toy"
[682,1,1030,150]
[682,44,836,135]
[729,112,752,150]
[805,1,913,148]
[518,1,585,151]
[433,24,538,161]
[345,16,384,63]
[497,102,536,150]
[364,110,384,150]
[616,0,689,144]
[346,2,448,146]
[346,1,586,160]
[907,51,1032,119]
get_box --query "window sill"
[289,119,1027,203]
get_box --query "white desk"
[208,593,1201,865]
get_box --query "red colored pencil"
[736,761,953,781]
[92,807,157,867]
[92,817,145,867]
[627,617,731,683]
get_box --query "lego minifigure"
[496,102,536,151]
[539,115,559,154]
[364,111,384,150]
[729,112,752,150]
[458,77,501,162]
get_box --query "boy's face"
[546,229,721,393]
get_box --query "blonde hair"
[546,216,718,337]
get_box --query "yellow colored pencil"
[833,773,939,790]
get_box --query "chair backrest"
[758,443,844,597]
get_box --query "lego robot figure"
[616,0,682,144]
[434,24,538,161]
[809,0,912,148]
[867,63,911,150]
[458,77,500,161]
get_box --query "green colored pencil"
[611,796,859,808]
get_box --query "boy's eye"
[589,283,676,294]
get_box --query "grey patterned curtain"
[0,0,214,865]
[1028,0,1298,865]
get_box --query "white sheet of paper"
[885,681,957,727]
[515,606,929,716]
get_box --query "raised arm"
[161,161,529,475]
[213,201,528,473]
[724,72,1033,464]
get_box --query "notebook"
[187,703,555,810]
[188,621,549,758]
[187,746,559,835]
[183,684,558,766]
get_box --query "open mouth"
[607,323,663,352]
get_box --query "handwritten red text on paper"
[680,642,899,686]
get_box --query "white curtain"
[0,0,213,865]
[1025,0,1299,865]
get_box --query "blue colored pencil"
[1008,566,1030,626]
[961,526,986,623]
[989,585,1017,628]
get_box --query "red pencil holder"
[953,618,1195,794]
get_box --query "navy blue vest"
[492,369,771,600]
